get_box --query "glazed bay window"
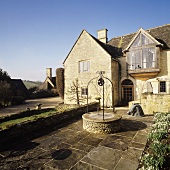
[127,47,156,70]
[79,61,90,72]
[127,33,158,70]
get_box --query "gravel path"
[0,97,63,117]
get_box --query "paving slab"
[81,146,123,170]
[0,111,154,170]
[114,158,139,170]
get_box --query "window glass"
[142,48,156,68]
[79,62,83,72]
[160,81,166,93]
[131,34,140,47]
[81,87,88,95]
[141,34,153,45]
[79,61,90,72]
[127,43,157,70]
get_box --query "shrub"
[0,81,12,107]
[30,89,58,99]
[11,96,25,105]
[141,112,170,170]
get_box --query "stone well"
[82,112,122,134]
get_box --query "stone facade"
[63,24,170,113]
[64,30,119,106]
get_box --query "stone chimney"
[46,68,52,79]
[97,29,108,43]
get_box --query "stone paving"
[0,112,153,170]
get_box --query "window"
[160,81,166,93]
[81,87,88,96]
[127,33,158,70]
[79,61,90,72]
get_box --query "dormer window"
[125,28,161,80]
[127,32,158,70]
[127,47,156,70]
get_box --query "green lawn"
[0,109,57,130]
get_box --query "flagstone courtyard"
[0,111,153,170]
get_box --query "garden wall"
[129,94,170,114]
[0,102,98,150]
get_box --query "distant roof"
[108,24,170,57]
[10,79,28,97]
[10,79,28,91]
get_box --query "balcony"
[128,68,160,80]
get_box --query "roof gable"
[63,30,87,64]
[125,28,162,51]
[108,24,170,56]
[63,30,117,64]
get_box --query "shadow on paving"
[120,119,147,132]
[0,113,153,170]
[0,115,82,152]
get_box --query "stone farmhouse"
[63,24,170,114]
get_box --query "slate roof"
[107,24,170,57]
[90,34,122,58]
[64,24,170,62]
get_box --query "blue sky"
[0,0,170,81]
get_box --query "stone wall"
[129,94,170,114]
[111,59,119,105]
[64,30,118,106]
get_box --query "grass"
[0,109,57,130]
[22,80,42,89]
[0,104,80,130]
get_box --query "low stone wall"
[0,102,98,150]
[129,94,170,114]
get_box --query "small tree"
[56,68,64,99]
[0,81,12,107]
[0,68,11,81]
[0,69,12,106]
[67,78,85,105]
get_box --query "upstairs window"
[127,32,158,70]
[79,61,90,72]
[160,81,166,93]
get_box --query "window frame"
[159,81,166,93]
[81,87,88,96]
[79,60,90,73]
[127,33,158,70]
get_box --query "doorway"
[121,79,134,106]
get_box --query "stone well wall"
[82,113,122,134]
